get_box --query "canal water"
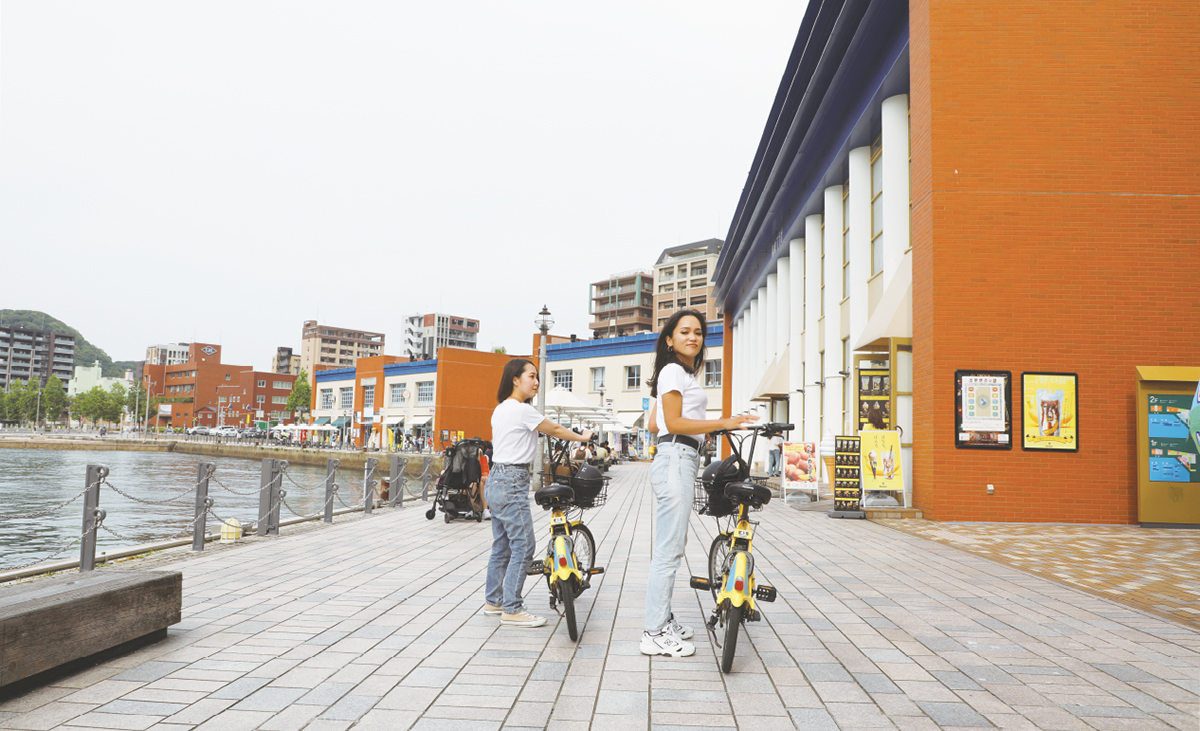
[0,449,369,571]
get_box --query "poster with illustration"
[954,370,1013,449]
[1022,373,1078,451]
[859,430,903,492]
[781,442,817,487]
[858,368,891,431]
[1148,393,1199,483]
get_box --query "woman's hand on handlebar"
[720,413,760,431]
[580,429,594,442]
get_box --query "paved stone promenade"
[1,462,1197,730]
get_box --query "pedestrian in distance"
[485,358,593,628]
[768,433,783,477]
[641,309,758,657]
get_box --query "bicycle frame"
[713,503,759,616]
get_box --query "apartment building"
[653,239,722,331]
[588,270,654,339]
[273,346,301,375]
[141,343,282,428]
[215,371,297,427]
[298,321,385,379]
[145,343,191,366]
[67,361,133,397]
[0,326,75,390]
[403,313,479,361]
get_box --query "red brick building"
[142,343,296,429]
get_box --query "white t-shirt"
[655,362,708,436]
[491,399,545,464]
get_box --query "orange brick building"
[714,2,1200,523]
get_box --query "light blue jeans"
[484,464,537,613]
[645,441,701,633]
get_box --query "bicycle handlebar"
[711,422,793,436]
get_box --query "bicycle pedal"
[754,585,777,602]
[527,560,546,576]
[689,576,711,591]
[589,567,605,575]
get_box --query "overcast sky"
[2,1,808,368]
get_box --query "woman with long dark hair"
[486,358,593,627]
[640,310,757,657]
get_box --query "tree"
[287,371,311,418]
[74,386,110,427]
[493,346,507,354]
[104,383,127,424]
[41,375,68,424]
[124,381,149,426]
[13,380,37,424]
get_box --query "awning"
[855,252,912,351]
[618,411,644,429]
[315,417,331,425]
[409,415,432,426]
[751,350,790,401]
[331,416,348,427]
[384,415,404,426]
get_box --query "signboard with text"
[954,370,1012,449]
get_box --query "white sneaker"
[667,613,694,640]
[482,604,502,616]
[640,630,695,657]
[483,509,491,520]
[500,610,547,627]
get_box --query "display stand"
[828,436,865,519]
[1135,366,1200,527]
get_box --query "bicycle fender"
[549,535,582,584]
[716,552,756,611]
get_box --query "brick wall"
[910,0,1200,523]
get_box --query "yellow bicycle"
[690,423,791,672]
[529,438,608,641]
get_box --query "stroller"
[426,437,491,523]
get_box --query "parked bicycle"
[690,422,792,672]
[528,437,608,640]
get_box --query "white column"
[803,215,822,443]
[882,94,910,292]
[823,186,844,435]
[776,258,790,367]
[756,286,768,393]
[737,316,746,413]
[788,239,804,436]
[747,298,758,403]
[765,273,778,369]
[848,146,872,345]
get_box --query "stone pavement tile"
[109,664,187,684]
[56,681,146,706]
[296,681,356,706]
[915,700,994,728]
[0,702,95,730]
[811,680,873,704]
[158,698,235,726]
[58,711,161,730]
[165,668,242,683]
[548,694,595,722]
[891,717,940,731]
[650,711,737,727]
[825,701,898,728]
[409,719,501,731]
[423,705,508,721]
[728,692,788,716]
[543,720,589,731]
[269,665,338,688]
[517,680,563,703]
[854,672,902,694]
[375,685,441,712]
[319,694,380,721]
[230,686,307,712]
[876,663,936,682]
[351,709,420,731]
[121,688,207,705]
[983,712,1044,730]
[299,721,353,731]
[257,703,324,731]
[557,676,600,697]
[650,699,730,715]
[730,714,803,731]
[896,679,959,702]
[601,671,649,691]
[776,684,823,709]
[435,694,516,710]
[93,699,188,717]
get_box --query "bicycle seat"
[724,480,772,506]
[535,483,575,507]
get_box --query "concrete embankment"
[0,437,442,477]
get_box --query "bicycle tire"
[721,602,742,673]
[708,532,731,603]
[572,524,596,582]
[561,576,578,641]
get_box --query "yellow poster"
[859,430,903,492]
[1022,373,1078,451]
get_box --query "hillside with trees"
[0,309,137,377]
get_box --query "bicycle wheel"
[721,602,742,673]
[572,524,596,580]
[561,576,578,641]
[708,533,731,603]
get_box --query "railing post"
[258,458,284,536]
[363,458,379,514]
[80,464,107,572]
[324,458,338,523]
[192,462,213,552]
[420,457,435,501]
[390,455,408,507]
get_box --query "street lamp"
[534,305,554,480]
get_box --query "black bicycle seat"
[534,483,575,507]
[724,480,772,506]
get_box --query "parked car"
[213,426,239,438]
[186,426,210,436]
[239,428,264,439]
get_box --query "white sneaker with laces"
[500,610,547,627]
[667,613,694,640]
[640,629,696,657]
[483,509,492,520]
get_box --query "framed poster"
[860,430,903,491]
[954,370,1012,449]
[1147,393,1199,483]
[781,442,818,486]
[858,367,892,431]
[1022,373,1078,451]
[833,436,862,512]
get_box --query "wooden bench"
[1,571,182,691]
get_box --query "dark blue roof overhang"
[714,0,909,320]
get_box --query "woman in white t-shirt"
[485,359,593,628]
[640,310,758,658]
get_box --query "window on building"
[625,365,640,390]
[417,381,434,405]
[321,389,333,409]
[362,385,374,409]
[273,381,291,390]
[871,137,884,275]
[552,370,573,391]
[704,360,722,388]
[272,395,287,404]
[842,182,851,298]
[591,367,605,392]
[390,383,406,406]
[339,387,353,409]
[257,379,266,388]
[225,374,231,380]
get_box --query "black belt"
[659,434,700,451]
[493,462,531,470]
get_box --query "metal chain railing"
[0,480,99,523]
[102,477,197,505]
[282,490,337,521]
[3,522,100,572]
[209,473,263,497]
